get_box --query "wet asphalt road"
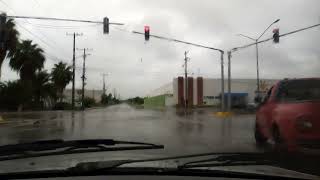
[0,103,258,155]
[1,104,320,176]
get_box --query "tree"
[0,80,30,111]
[9,40,45,82]
[51,61,72,102]
[0,15,19,80]
[33,70,56,108]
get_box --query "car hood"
[0,152,318,179]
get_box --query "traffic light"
[144,26,150,41]
[103,17,109,34]
[273,28,279,43]
[0,13,7,48]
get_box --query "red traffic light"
[144,26,150,41]
[144,26,150,32]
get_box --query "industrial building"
[63,89,104,104]
[145,77,278,107]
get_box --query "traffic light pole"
[220,52,225,111]
[227,51,232,112]
[255,41,260,101]
[184,51,189,109]
[132,30,226,111]
[229,22,320,110]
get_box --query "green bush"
[83,97,96,108]
[127,96,144,105]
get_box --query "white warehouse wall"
[171,78,279,105]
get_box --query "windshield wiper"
[177,153,275,169]
[0,152,316,180]
[0,139,164,161]
[67,152,277,173]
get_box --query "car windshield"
[0,0,319,178]
[278,79,320,101]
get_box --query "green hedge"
[144,95,165,108]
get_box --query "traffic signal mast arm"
[133,28,226,111]
[6,15,124,25]
[132,30,223,53]
[231,23,320,52]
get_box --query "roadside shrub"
[83,97,96,108]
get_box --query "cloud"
[1,0,319,98]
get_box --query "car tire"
[255,123,267,146]
[272,126,286,152]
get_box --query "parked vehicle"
[255,78,320,152]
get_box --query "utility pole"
[113,88,117,99]
[81,48,86,110]
[102,73,108,95]
[67,32,82,110]
[132,30,225,112]
[77,48,91,110]
[184,51,189,109]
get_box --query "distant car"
[255,78,320,152]
[246,102,258,111]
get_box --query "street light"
[237,19,280,102]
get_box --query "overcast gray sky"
[1,0,319,98]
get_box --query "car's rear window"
[278,79,320,102]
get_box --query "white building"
[173,77,278,106]
[146,77,279,107]
[63,89,104,103]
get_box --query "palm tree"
[0,14,19,80]
[33,70,56,108]
[51,62,72,102]
[9,40,45,81]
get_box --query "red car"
[255,78,320,152]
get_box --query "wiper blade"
[71,152,276,172]
[0,139,164,161]
[178,153,275,169]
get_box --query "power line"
[15,22,71,59]
[0,2,70,66]
[21,23,70,56]
[0,3,66,59]
[15,22,58,52]
[18,20,101,29]
[14,21,71,56]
